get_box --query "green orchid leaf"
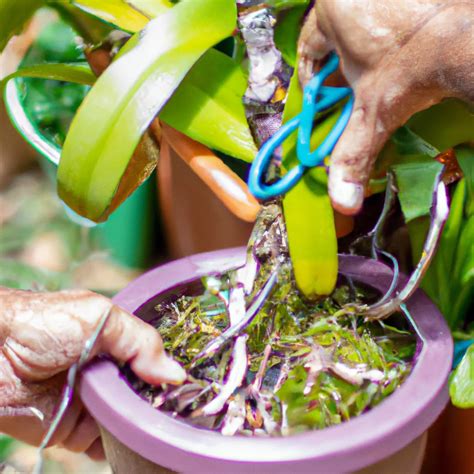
[282,73,338,297]
[1,62,95,92]
[391,126,440,158]
[450,344,474,408]
[456,145,474,217]
[377,100,474,175]
[128,0,174,18]
[58,0,237,222]
[4,56,255,162]
[0,0,44,52]
[266,0,310,11]
[407,99,474,152]
[450,223,474,328]
[392,161,443,223]
[274,5,307,67]
[160,49,257,162]
[69,0,172,32]
[284,168,338,297]
[452,213,474,283]
[49,3,114,44]
[440,179,466,271]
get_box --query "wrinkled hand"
[0,287,185,459]
[298,0,474,214]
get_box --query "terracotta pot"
[80,249,452,473]
[157,139,253,258]
[422,404,474,474]
[98,426,427,474]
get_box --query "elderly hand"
[298,0,474,215]
[0,287,185,459]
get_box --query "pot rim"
[80,247,452,473]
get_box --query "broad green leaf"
[1,62,95,92]
[442,179,466,259]
[0,0,43,52]
[128,0,173,18]
[274,6,307,67]
[377,100,474,175]
[4,57,255,162]
[284,168,338,296]
[266,0,310,10]
[58,0,237,222]
[450,344,474,408]
[69,0,168,32]
[456,145,474,217]
[160,49,257,162]
[450,216,474,328]
[50,3,114,44]
[69,0,173,32]
[437,180,467,317]
[282,73,338,297]
[392,161,443,223]
[453,214,474,285]
[391,126,439,158]
[407,99,474,152]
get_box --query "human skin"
[0,287,185,459]
[298,0,474,215]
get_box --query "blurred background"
[0,13,156,474]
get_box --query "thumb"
[98,303,186,386]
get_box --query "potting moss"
[124,205,416,436]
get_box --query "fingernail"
[329,167,364,214]
[337,180,364,211]
[155,355,187,384]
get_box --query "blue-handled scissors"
[248,53,354,200]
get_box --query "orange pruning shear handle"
[161,124,260,223]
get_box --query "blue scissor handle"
[248,53,354,200]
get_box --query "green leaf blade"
[274,6,307,67]
[160,49,257,162]
[393,161,443,223]
[282,72,338,297]
[1,62,95,92]
[58,0,237,221]
[283,169,338,297]
[70,0,157,32]
[450,344,474,408]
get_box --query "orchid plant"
[1,0,472,408]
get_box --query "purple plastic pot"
[80,248,453,474]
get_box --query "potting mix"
[123,205,416,436]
